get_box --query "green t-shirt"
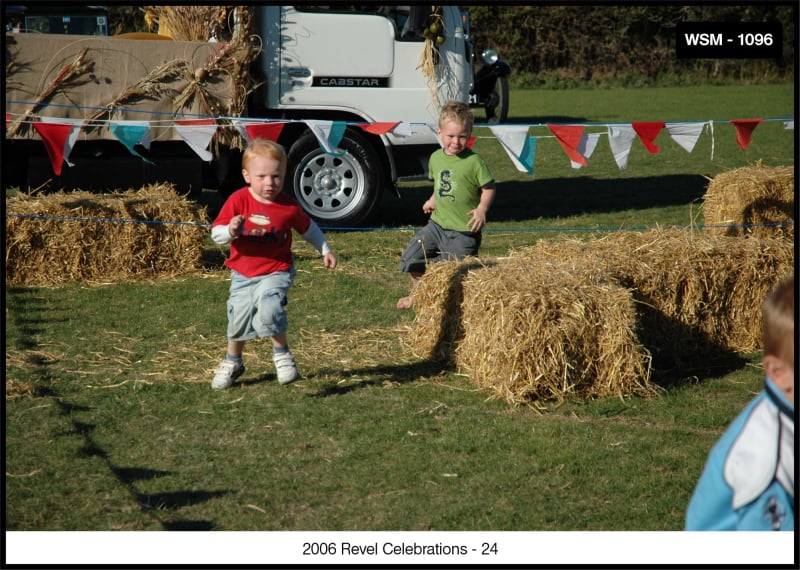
[428,148,494,232]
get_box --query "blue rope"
[5,212,793,233]
[6,213,209,228]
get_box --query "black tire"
[287,128,382,227]
[484,74,510,124]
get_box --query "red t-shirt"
[212,188,313,278]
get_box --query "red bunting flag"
[32,122,75,175]
[5,113,11,127]
[467,135,476,148]
[359,121,400,135]
[547,125,587,167]
[245,122,286,142]
[632,122,665,153]
[729,119,763,150]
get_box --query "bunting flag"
[109,121,154,164]
[359,121,399,135]
[174,119,217,162]
[8,108,794,178]
[632,121,665,153]
[547,125,587,167]
[489,125,536,174]
[730,118,763,150]
[391,122,413,138]
[665,122,705,153]
[234,120,286,143]
[607,124,638,170]
[305,120,346,156]
[571,133,602,169]
[32,118,85,175]
[359,121,413,138]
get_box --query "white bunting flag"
[305,120,346,156]
[392,121,413,138]
[174,119,217,162]
[489,125,536,174]
[607,124,637,170]
[665,122,705,154]
[571,132,602,169]
[783,120,794,130]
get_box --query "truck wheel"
[484,75,510,124]
[287,129,382,227]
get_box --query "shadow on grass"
[234,358,449,393]
[305,359,449,397]
[373,174,708,228]
[5,287,228,531]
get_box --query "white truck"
[4,5,509,226]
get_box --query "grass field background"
[4,83,795,562]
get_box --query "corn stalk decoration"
[6,49,93,137]
[142,5,262,150]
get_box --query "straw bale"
[5,183,209,287]
[405,228,793,404]
[521,229,794,357]
[454,258,654,406]
[403,257,487,362]
[702,164,794,239]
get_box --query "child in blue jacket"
[685,278,794,531]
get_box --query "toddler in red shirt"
[210,138,338,388]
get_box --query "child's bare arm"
[422,192,436,214]
[467,183,496,232]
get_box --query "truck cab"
[250,5,472,226]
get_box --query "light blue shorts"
[226,267,296,341]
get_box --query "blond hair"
[762,277,795,366]
[242,138,287,172]
[438,100,474,132]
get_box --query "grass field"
[4,84,796,565]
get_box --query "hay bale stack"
[404,257,487,362]
[5,184,208,287]
[702,164,794,239]
[523,229,794,356]
[608,230,793,356]
[454,258,655,406]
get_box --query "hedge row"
[464,5,795,87]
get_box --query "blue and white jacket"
[685,377,794,531]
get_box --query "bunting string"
[4,99,793,177]
[5,212,794,235]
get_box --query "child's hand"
[323,252,338,270]
[229,215,245,237]
[467,207,487,233]
[422,198,436,214]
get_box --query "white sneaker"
[211,359,245,390]
[273,351,300,385]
